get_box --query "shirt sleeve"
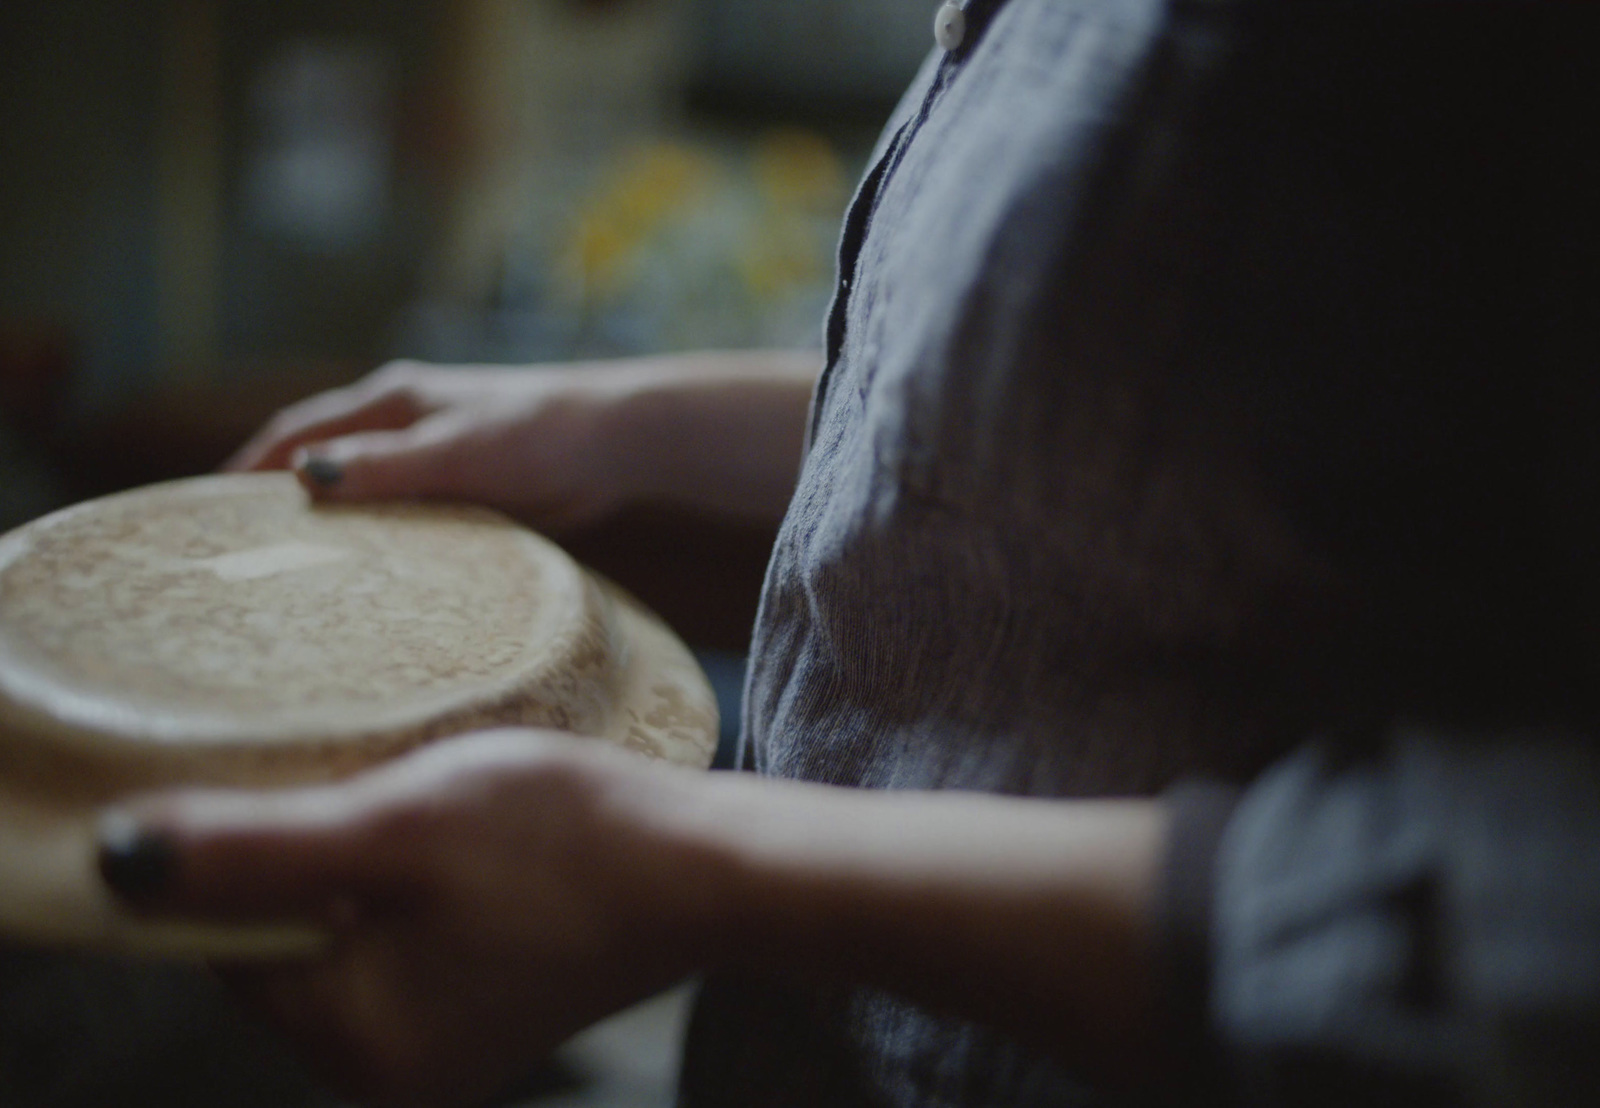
[1161,730,1600,1107]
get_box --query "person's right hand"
[226,361,648,532]
[95,725,1168,1106]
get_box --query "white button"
[934,2,966,52]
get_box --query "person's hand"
[225,351,820,529]
[226,361,644,531]
[96,731,730,1108]
[96,727,1167,1104]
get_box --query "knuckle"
[422,427,477,488]
[369,360,427,399]
[370,359,419,386]
[383,384,428,419]
[360,794,447,862]
[262,406,308,440]
[360,363,425,410]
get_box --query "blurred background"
[0,0,927,519]
[0,0,929,1104]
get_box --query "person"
[95,1,1599,1106]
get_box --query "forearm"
[628,769,1169,1082]
[598,349,819,524]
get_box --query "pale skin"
[223,351,823,529]
[106,353,1171,1108]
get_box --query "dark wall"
[0,3,163,401]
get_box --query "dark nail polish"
[97,813,176,903]
[301,455,343,488]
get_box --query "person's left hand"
[95,731,729,1108]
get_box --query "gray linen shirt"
[681,1,1599,1105]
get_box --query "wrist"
[577,752,766,976]
[583,351,818,520]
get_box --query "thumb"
[96,783,393,922]
[291,418,471,503]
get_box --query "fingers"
[92,733,664,1108]
[97,782,397,923]
[288,415,599,528]
[287,416,478,503]
[93,731,587,924]
[225,376,425,473]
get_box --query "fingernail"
[96,812,176,903]
[300,454,343,488]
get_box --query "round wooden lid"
[0,474,716,956]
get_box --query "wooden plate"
[0,474,716,956]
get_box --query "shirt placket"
[808,0,1002,447]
